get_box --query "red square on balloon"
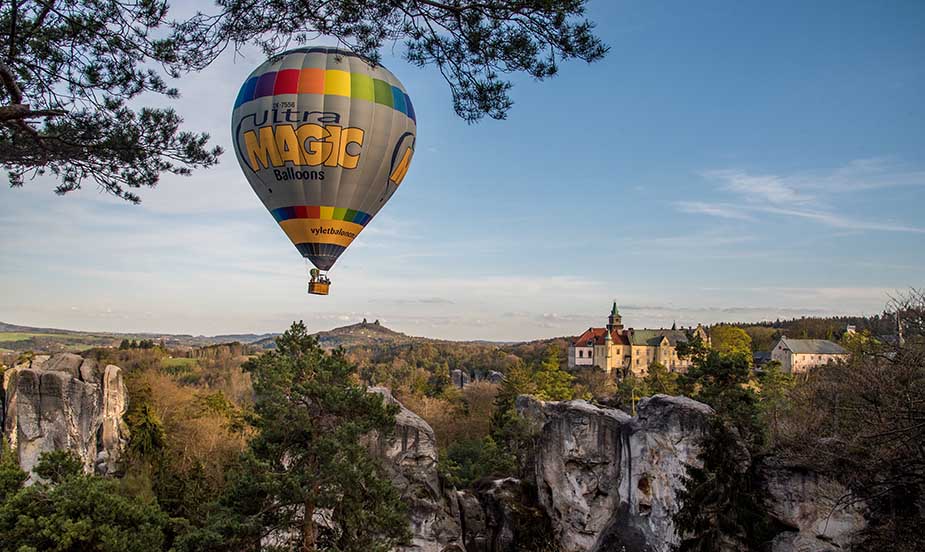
[274,69,300,95]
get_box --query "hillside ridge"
[0,319,556,354]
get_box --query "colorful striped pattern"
[235,69,415,122]
[271,205,373,226]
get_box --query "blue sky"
[2,0,923,340]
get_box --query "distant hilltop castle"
[568,302,709,376]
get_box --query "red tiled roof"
[572,327,628,346]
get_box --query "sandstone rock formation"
[451,369,471,389]
[757,459,869,552]
[532,399,630,551]
[367,387,463,552]
[512,394,872,552]
[485,371,504,385]
[453,477,553,552]
[520,394,718,552]
[2,353,128,477]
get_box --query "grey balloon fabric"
[232,47,416,271]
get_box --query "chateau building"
[770,337,849,374]
[568,302,709,376]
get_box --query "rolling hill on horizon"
[0,320,281,352]
[1,309,896,356]
[0,318,529,355]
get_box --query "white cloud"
[680,159,925,233]
[702,169,814,205]
[675,201,754,221]
[759,205,925,233]
[620,228,756,251]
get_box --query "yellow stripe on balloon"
[279,219,364,248]
[389,147,414,186]
[324,70,351,97]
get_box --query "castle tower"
[607,301,624,332]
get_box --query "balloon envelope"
[232,47,416,271]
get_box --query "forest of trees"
[1,292,923,550]
[729,313,901,353]
[672,291,925,551]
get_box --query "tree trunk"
[302,499,317,551]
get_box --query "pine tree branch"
[0,104,66,121]
[0,60,24,104]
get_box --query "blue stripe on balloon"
[391,86,407,116]
[404,93,415,123]
[271,206,295,222]
[234,77,258,109]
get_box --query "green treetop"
[428,361,452,397]
[533,345,574,401]
[182,321,409,552]
[489,359,538,477]
[674,336,772,550]
[710,325,754,359]
[0,450,171,552]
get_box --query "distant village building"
[568,302,709,376]
[770,337,849,374]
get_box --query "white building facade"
[770,337,849,374]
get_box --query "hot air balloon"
[232,47,416,295]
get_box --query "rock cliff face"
[532,399,630,551]
[364,389,871,552]
[368,388,556,552]
[365,390,730,552]
[2,353,128,477]
[520,394,718,552]
[513,394,869,552]
[757,459,869,552]
[367,387,463,552]
[452,477,554,552]
[451,370,471,389]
